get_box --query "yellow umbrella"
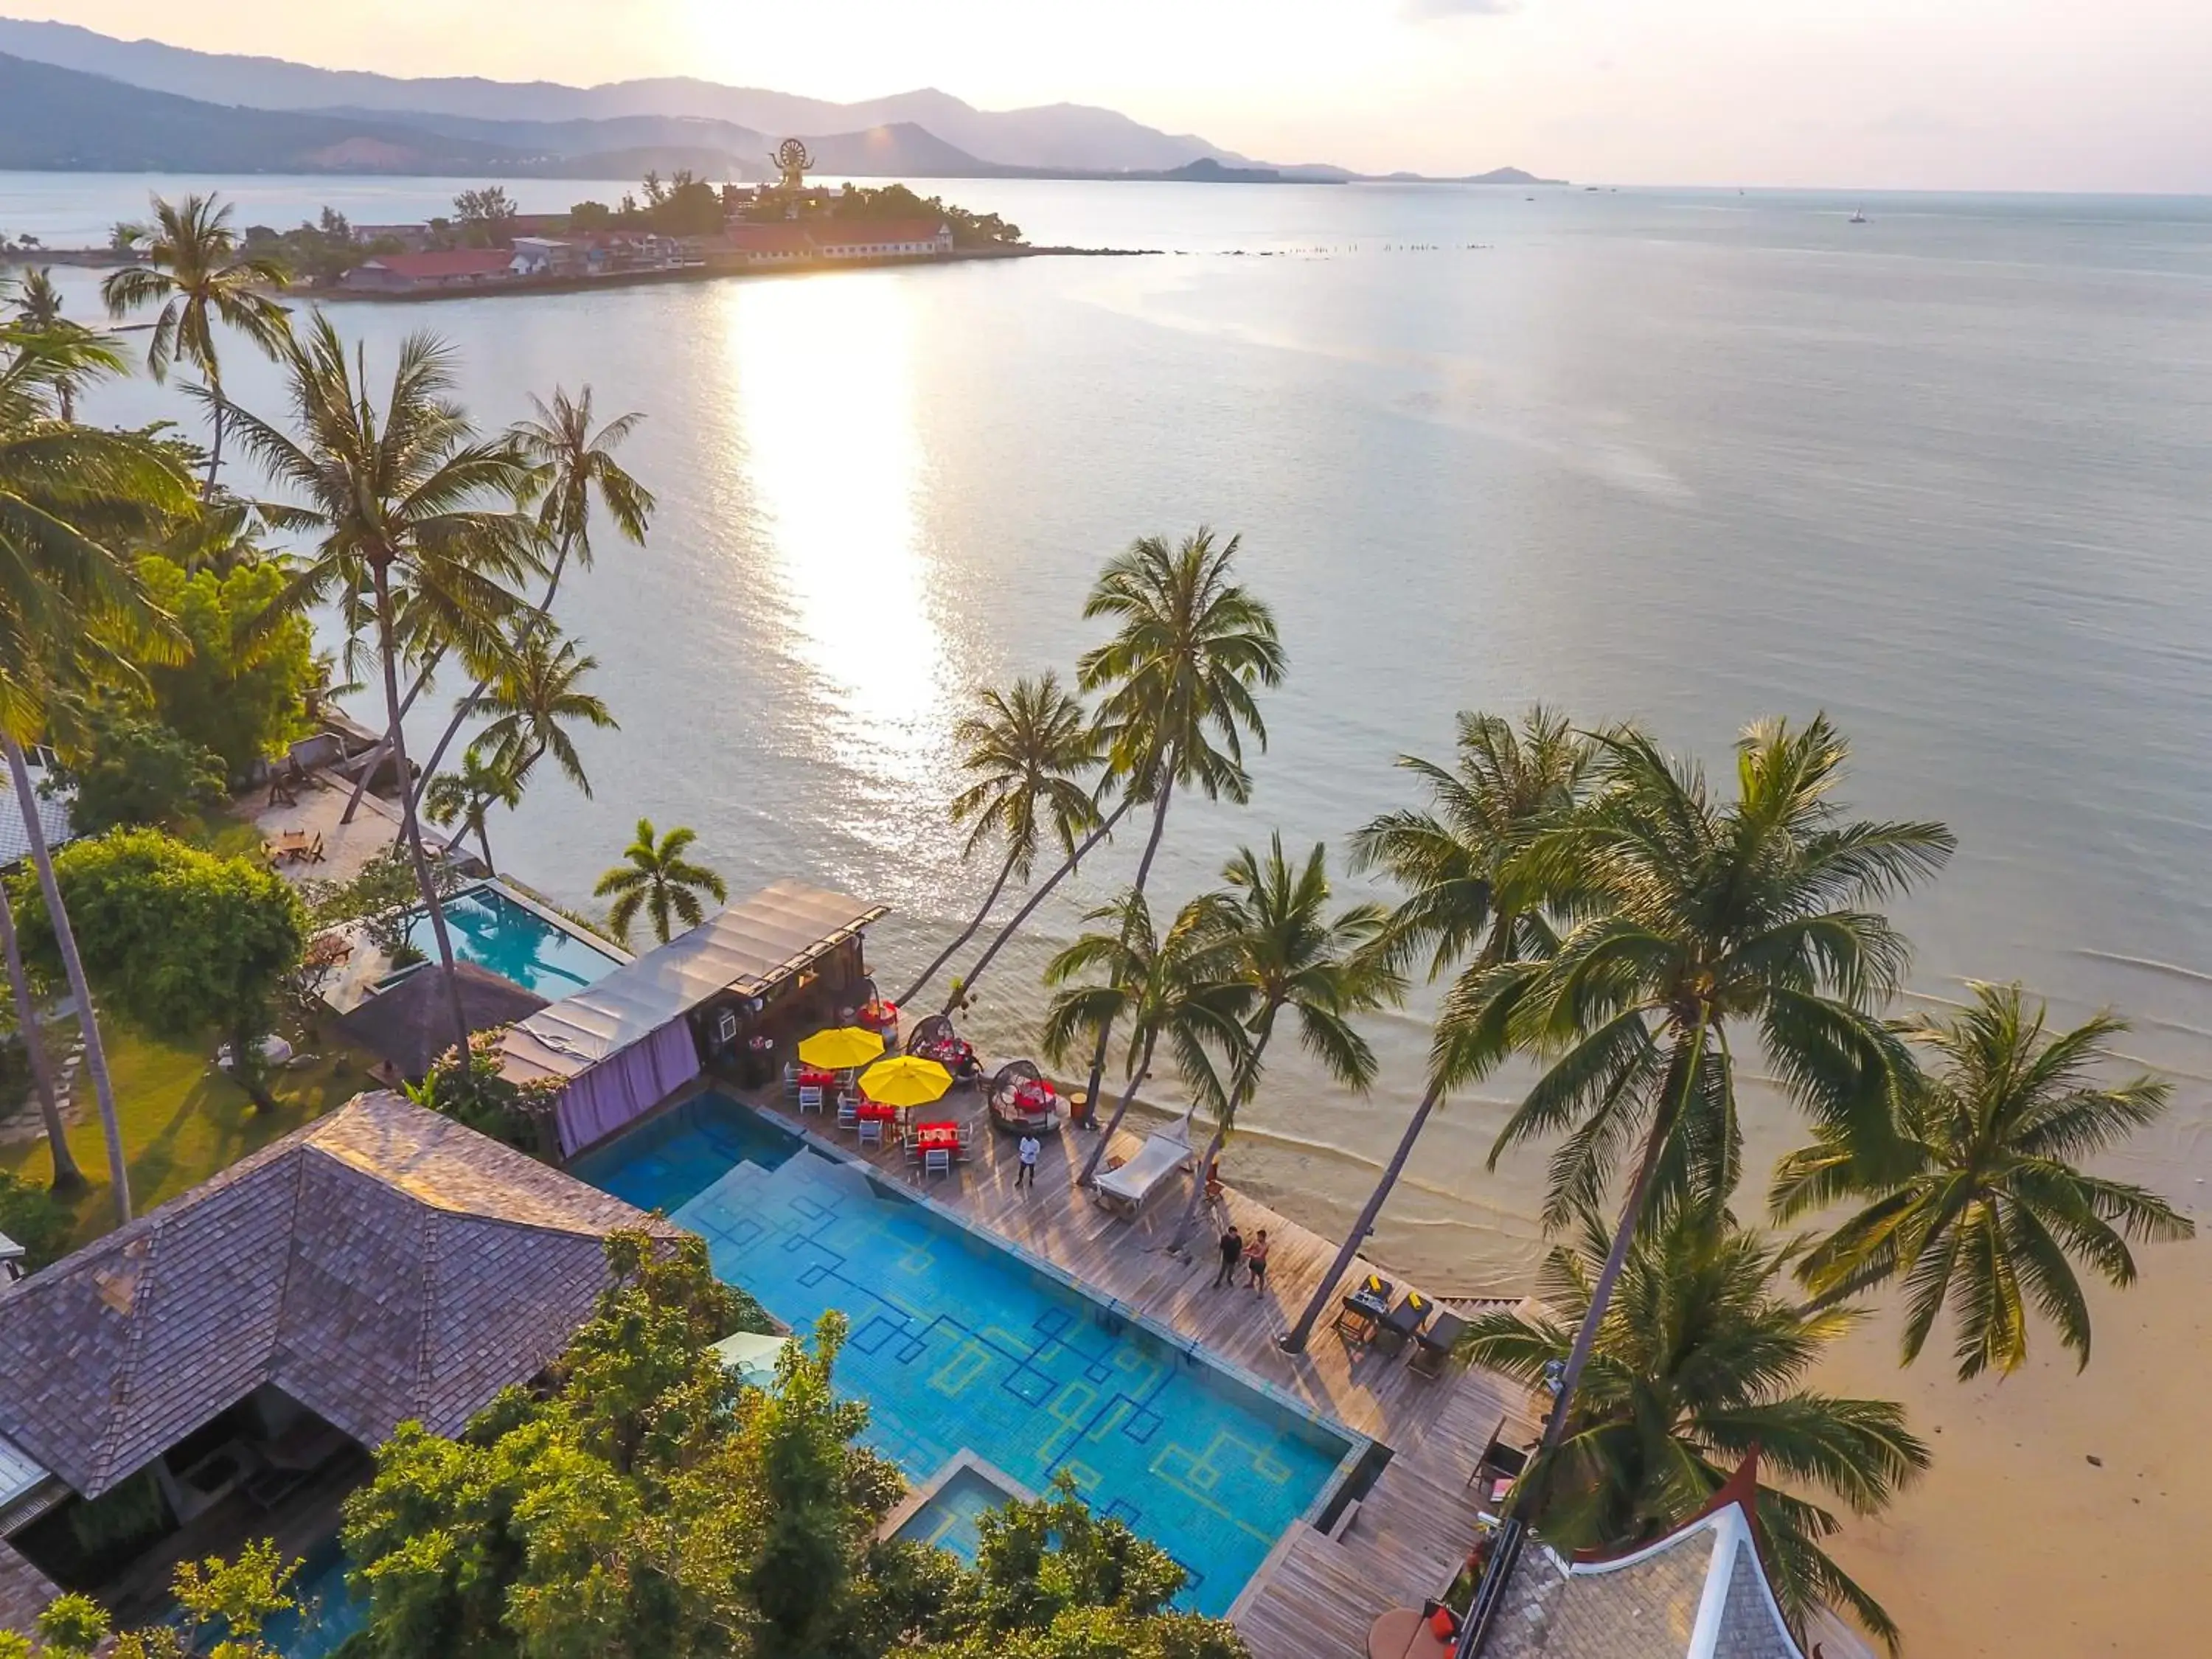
[858,1054,953,1108]
[798,1026,886,1070]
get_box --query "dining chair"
[925,1147,950,1178]
[782,1064,801,1096]
[796,1084,823,1114]
[858,1117,883,1147]
[837,1096,859,1129]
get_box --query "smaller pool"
[408,883,624,999]
[894,1464,1028,1562]
[261,1537,364,1659]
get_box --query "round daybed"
[987,1060,1063,1136]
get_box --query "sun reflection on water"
[721,275,953,809]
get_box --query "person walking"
[1015,1131,1040,1191]
[1213,1222,1244,1287]
[1245,1228,1271,1294]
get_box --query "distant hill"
[0,51,512,173]
[0,16,1249,174]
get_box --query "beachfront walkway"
[734,1080,1543,1658]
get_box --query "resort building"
[338,248,517,293]
[720,220,957,266]
[333,959,549,1086]
[0,1093,678,1638]
[498,880,886,1156]
[507,235,582,277]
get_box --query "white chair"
[924,1147,951,1178]
[858,1117,883,1147]
[1093,1126,1194,1219]
[796,1084,824,1115]
[782,1063,801,1097]
[837,1095,860,1129]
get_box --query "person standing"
[1245,1228,1271,1294]
[1015,1131,1040,1191]
[1213,1222,1244,1288]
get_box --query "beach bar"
[501,880,888,1156]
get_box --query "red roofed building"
[721,218,955,266]
[340,248,518,293]
[723,223,818,264]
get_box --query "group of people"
[1213,1222,1271,1292]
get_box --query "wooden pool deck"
[732,1079,1543,1659]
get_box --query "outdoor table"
[914,1122,959,1152]
[855,1101,899,1122]
[1336,1274,1394,1343]
[799,1069,839,1089]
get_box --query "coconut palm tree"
[0,327,195,1221]
[101,192,291,493]
[0,883,74,1191]
[1460,1201,1930,1652]
[229,316,537,1059]
[5,269,93,421]
[1042,888,1248,1188]
[898,674,1103,1009]
[1063,529,1283,1117]
[1281,707,1596,1352]
[1774,981,2194,1381]
[1450,718,1952,1520]
[465,626,616,801]
[408,386,654,809]
[595,819,729,947]
[1165,836,1397,1254]
[425,747,524,873]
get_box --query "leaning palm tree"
[0,883,74,1191]
[101,192,291,493]
[1461,1201,1930,1652]
[595,819,729,947]
[465,626,616,801]
[1043,888,1248,1188]
[1775,981,2194,1380]
[1451,718,1952,1529]
[1165,836,1397,1254]
[229,316,538,1059]
[898,674,1102,1009]
[424,747,524,873]
[1059,529,1283,1118]
[0,326,195,1220]
[5,269,93,421]
[408,386,654,808]
[1282,706,1595,1352]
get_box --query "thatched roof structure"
[338,961,549,1080]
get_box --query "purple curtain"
[554,1020,703,1156]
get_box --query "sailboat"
[1849,206,1868,223]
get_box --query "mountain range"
[0,16,1557,185]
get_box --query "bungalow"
[338,248,517,293]
[0,1093,680,1637]
[508,236,582,278]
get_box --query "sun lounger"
[1409,1308,1466,1377]
[1093,1127,1192,1218]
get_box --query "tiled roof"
[810,219,952,248]
[0,765,72,868]
[355,249,515,279]
[334,960,549,1081]
[0,1093,680,1500]
[0,1540,58,1638]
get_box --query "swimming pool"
[576,1096,1356,1615]
[262,1537,364,1659]
[407,883,625,999]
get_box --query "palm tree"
[0,883,75,1191]
[5,270,92,420]
[897,674,1103,1009]
[1042,888,1248,1188]
[1165,836,1396,1254]
[229,316,537,1059]
[408,386,654,810]
[1065,529,1284,1118]
[1460,1202,1930,1651]
[1775,981,2194,1380]
[0,327,195,1222]
[101,192,291,493]
[1451,718,1952,1521]
[424,747,524,873]
[465,626,616,800]
[596,819,729,947]
[1281,707,1595,1352]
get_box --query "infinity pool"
[576,1096,1354,1615]
[407,883,624,999]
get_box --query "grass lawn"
[0,1015,382,1253]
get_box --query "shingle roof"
[0,764,72,868]
[0,1540,58,1638]
[334,960,549,1081]
[1485,1467,1806,1659]
[0,1093,680,1500]
[356,249,515,279]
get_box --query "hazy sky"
[21,1,2212,190]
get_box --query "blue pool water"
[577,1096,1354,1615]
[262,1538,364,1659]
[408,883,624,998]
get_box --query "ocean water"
[6,174,2212,1652]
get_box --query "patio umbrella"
[798,1026,886,1069]
[859,1054,953,1107]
